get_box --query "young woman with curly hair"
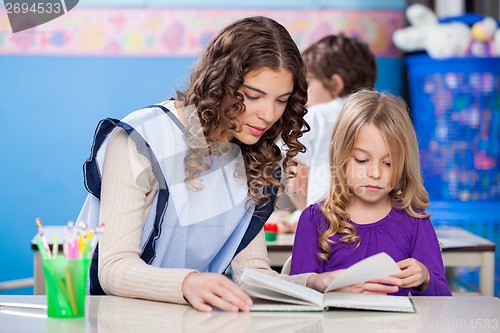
[77,16,312,312]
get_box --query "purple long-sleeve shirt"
[290,203,452,296]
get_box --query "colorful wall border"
[74,0,406,9]
[0,8,404,57]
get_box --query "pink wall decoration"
[0,8,404,57]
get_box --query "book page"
[241,269,324,306]
[325,252,401,292]
[323,292,415,313]
[242,285,314,306]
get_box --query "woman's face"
[231,67,294,145]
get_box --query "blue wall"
[0,56,196,293]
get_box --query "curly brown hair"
[301,34,377,97]
[318,90,430,261]
[176,16,309,208]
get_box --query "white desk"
[267,227,496,296]
[436,227,496,296]
[1,295,499,333]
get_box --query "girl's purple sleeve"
[409,218,452,296]
[290,204,323,275]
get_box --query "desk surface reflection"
[1,295,499,333]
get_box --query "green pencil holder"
[42,257,91,318]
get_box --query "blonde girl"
[291,89,451,296]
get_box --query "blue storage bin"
[406,54,500,201]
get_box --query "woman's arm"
[99,129,253,312]
[98,129,195,304]
[286,161,309,211]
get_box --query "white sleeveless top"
[78,101,254,273]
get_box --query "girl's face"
[231,67,294,145]
[306,75,333,107]
[345,123,394,206]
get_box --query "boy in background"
[275,34,377,233]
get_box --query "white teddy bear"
[393,3,471,59]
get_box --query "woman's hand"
[182,272,253,312]
[394,258,430,291]
[306,270,401,294]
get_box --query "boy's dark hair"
[302,34,377,97]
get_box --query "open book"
[241,252,415,313]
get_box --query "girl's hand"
[306,271,400,294]
[182,272,252,312]
[395,258,430,291]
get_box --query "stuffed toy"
[393,3,471,58]
[468,16,499,57]
[394,4,500,58]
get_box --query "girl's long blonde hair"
[318,89,430,260]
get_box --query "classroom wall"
[0,0,405,294]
